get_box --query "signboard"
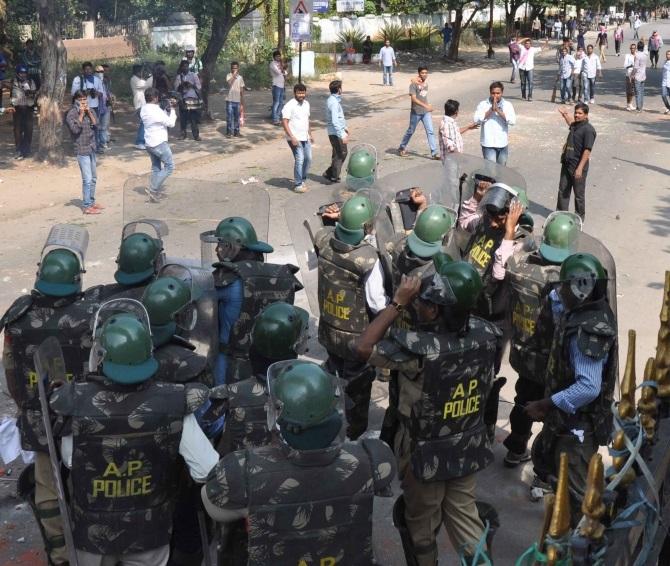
[336,0,364,12]
[313,0,329,13]
[290,0,312,42]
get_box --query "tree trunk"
[449,8,464,59]
[278,0,286,52]
[35,0,67,165]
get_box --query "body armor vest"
[507,252,561,382]
[544,299,617,445]
[214,261,301,383]
[95,281,150,302]
[245,438,393,566]
[220,375,271,455]
[315,227,380,359]
[154,341,212,387]
[393,318,499,481]
[49,377,207,555]
[390,241,435,332]
[1,292,99,452]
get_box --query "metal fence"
[94,20,143,38]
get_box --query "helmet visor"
[419,272,457,306]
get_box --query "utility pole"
[487,0,495,58]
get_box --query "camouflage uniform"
[1,288,102,564]
[315,226,380,440]
[535,297,617,525]
[367,319,502,565]
[504,251,561,455]
[380,234,436,448]
[213,260,302,384]
[204,438,396,566]
[95,281,152,302]
[49,376,209,556]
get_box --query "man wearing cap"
[9,64,38,160]
[502,212,581,468]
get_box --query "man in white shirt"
[379,39,397,86]
[282,83,313,193]
[269,50,286,125]
[140,87,177,201]
[225,61,245,137]
[583,44,603,103]
[473,81,516,165]
[71,61,103,114]
[130,64,153,149]
[662,49,670,114]
[517,37,549,101]
[633,15,642,39]
[624,42,637,109]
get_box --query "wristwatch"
[390,301,404,313]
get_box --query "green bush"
[375,22,405,43]
[336,28,367,50]
[314,53,336,76]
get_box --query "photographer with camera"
[9,65,37,160]
[65,90,102,215]
[140,86,177,202]
[174,59,202,141]
[70,62,103,147]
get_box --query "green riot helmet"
[115,233,162,285]
[559,252,607,305]
[406,205,456,258]
[539,212,583,264]
[214,216,273,260]
[97,313,159,384]
[141,277,195,345]
[421,261,483,312]
[335,195,375,245]
[266,360,344,450]
[251,302,310,360]
[432,252,453,273]
[346,146,377,190]
[35,249,83,297]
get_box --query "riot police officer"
[1,225,97,565]
[525,252,617,526]
[201,216,302,396]
[461,183,528,323]
[354,263,502,565]
[314,194,388,439]
[49,304,219,566]
[201,360,396,565]
[345,145,377,190]
[98,220,166,300]
[503,212,582,467]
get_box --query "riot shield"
[577,232,617,315]
[123,175,270,268]
[156,263,217,367]
[33,337,79,566]
[452,154,527,209]
[40,224,89,267]
[284,187,384,314]
[266,359,346,446]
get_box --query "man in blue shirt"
[323,80,348,183]
[525,252,617,526]
[442,22,453,57]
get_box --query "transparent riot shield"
[284,186,384,314]
[577,232,617,315]
[123,175,270,268]
[88,298,153,372]
[40,224,89,267]
[266,359,346,446]
[156,263,217,367]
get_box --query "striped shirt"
[439,115,464,158]
[548,290,606,414]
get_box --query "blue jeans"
[146,141,174,193]
[399,111,437,156]
[510,59,519,82]
[135,113,145,145]
[271,86,284,123]
[383,65,394,85]
[560,77,572,101]
[634,80,645,109]
[97,110,110,146]
[662,86,670,111]
[288,140,312,187]
[76,153,97,208]
[481,145,509,166]
[584,77,596,100]
[226,101,240,134]
[520,69,534,98]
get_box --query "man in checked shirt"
[526,252,617,526]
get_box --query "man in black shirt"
[556,102,596,220]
